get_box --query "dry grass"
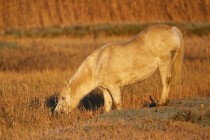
[0,0,209,29]
[0,35,210,139]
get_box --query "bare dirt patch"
[30,98,210,139]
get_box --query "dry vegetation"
[0,0,210,139]
[0,0,209,29]
[0,34,210,139]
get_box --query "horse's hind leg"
[101,88,113,112]
[158,57,173,105]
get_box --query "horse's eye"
[62,97,65,100]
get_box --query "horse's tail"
[172,27,184,86]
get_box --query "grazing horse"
[54,25,184,113]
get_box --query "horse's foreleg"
[158,58,172,105]
[109,87,122,110]
[101,88,113,112]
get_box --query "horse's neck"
[67,60,97,103]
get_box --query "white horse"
[55,24,184,113]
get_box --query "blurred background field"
[0,0,210,139]
[0,0,209,29]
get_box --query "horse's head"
[54,86,74,114]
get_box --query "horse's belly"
[101,57,158,87]
[121,59,158,86]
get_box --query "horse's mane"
[66,58,94,96]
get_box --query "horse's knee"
[108,87,121,110]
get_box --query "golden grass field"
[0,31,210,139]
[0,1,210,139]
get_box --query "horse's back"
[100,25,182,64]
[95,25,182,87]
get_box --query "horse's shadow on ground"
[45,89,104,112]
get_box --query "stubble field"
[0,32,210,139]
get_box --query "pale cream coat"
[55,25,184,113]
